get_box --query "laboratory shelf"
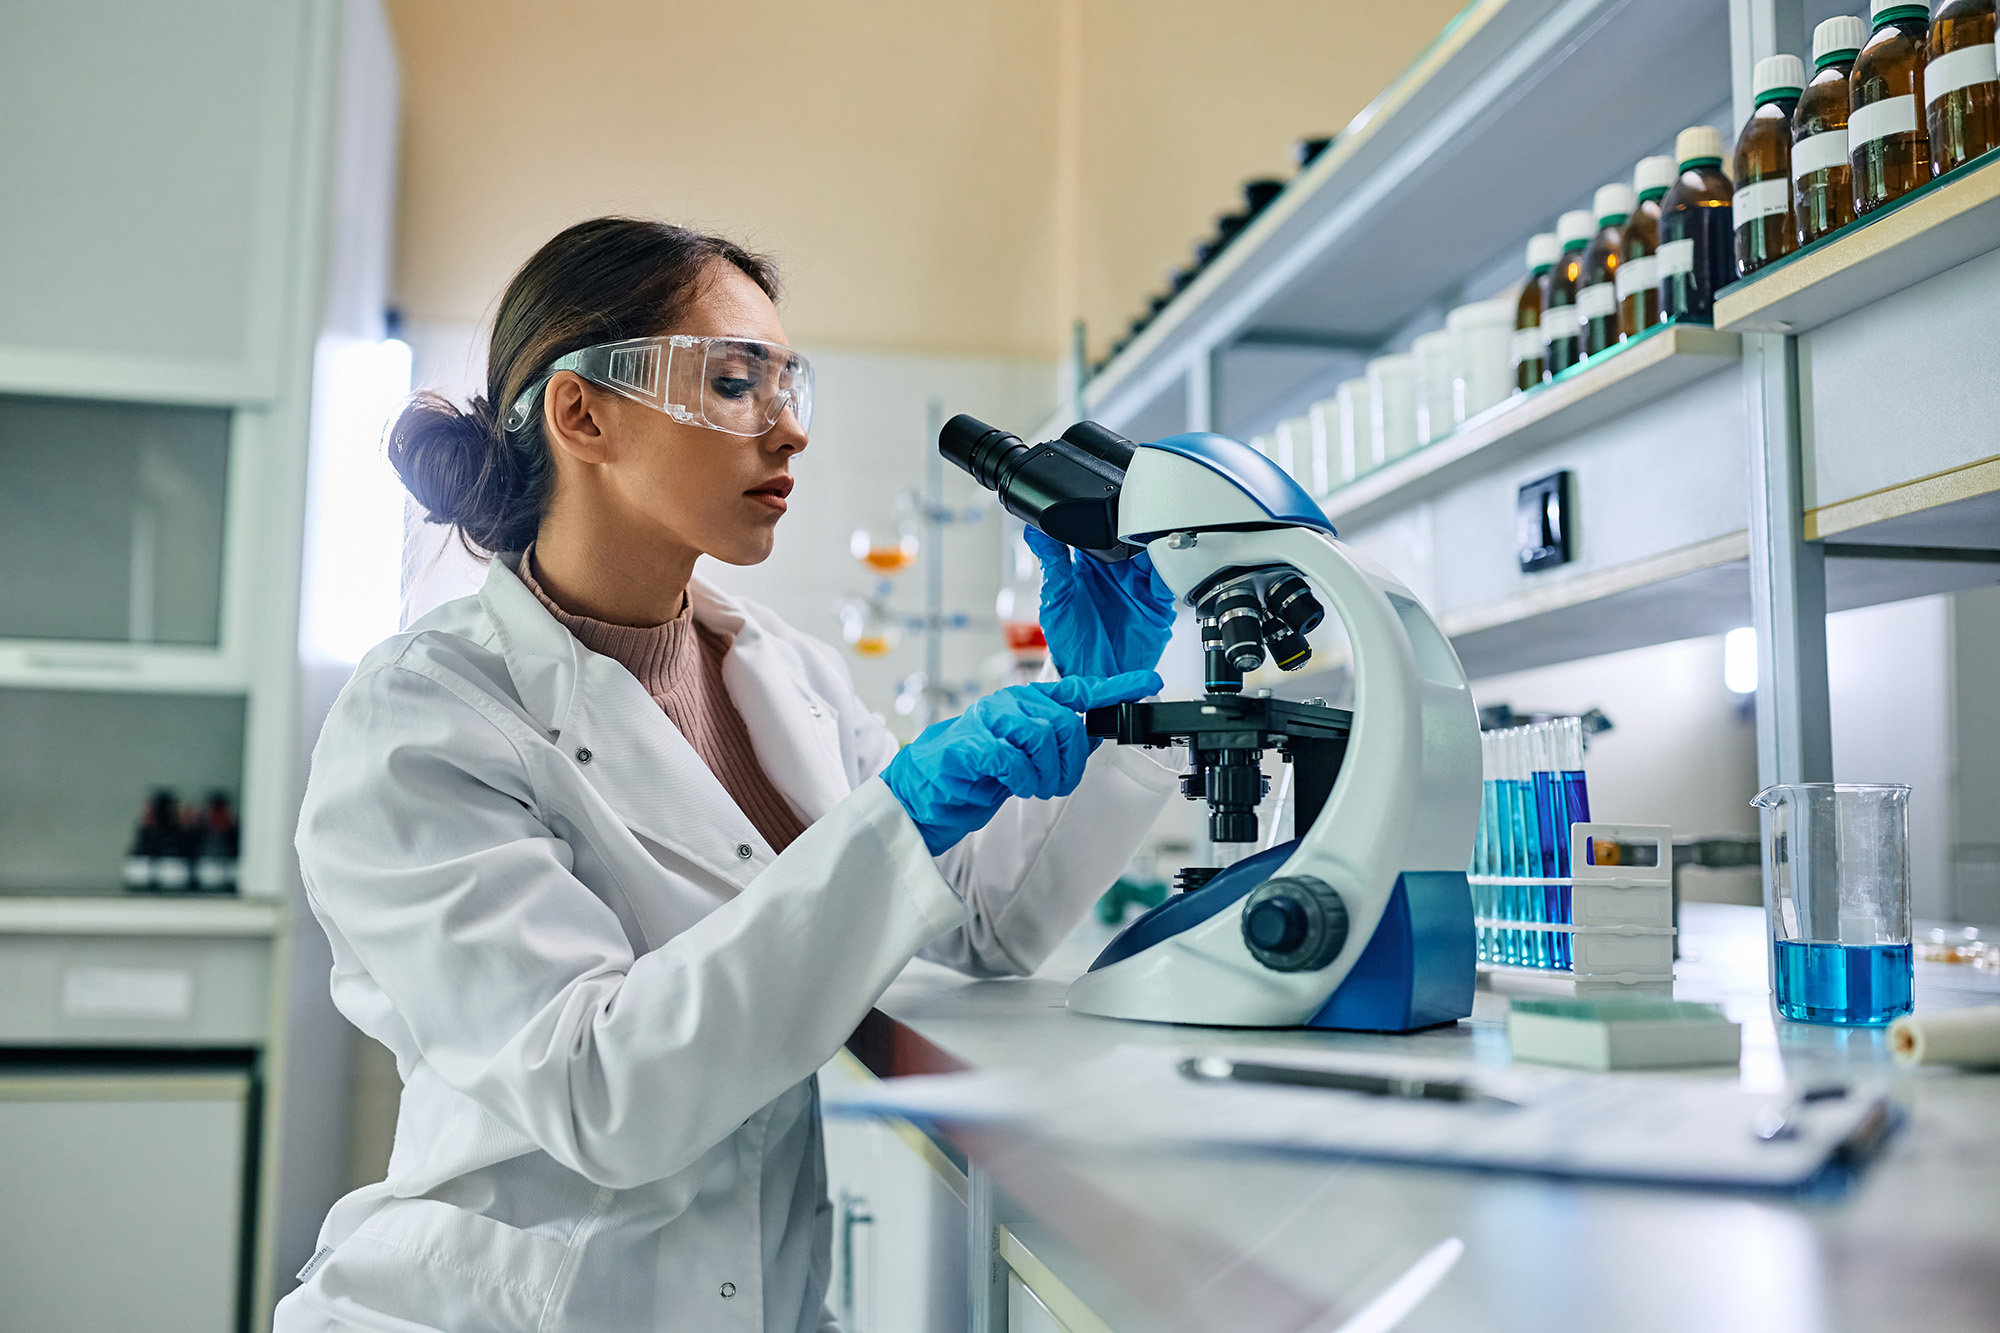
[0,640,252,695]
[1322,324,1742,530]
[1806,453,2000,549]
[1072,0,1732,437]
[1714,146,2000,336]
[0,894,284,938]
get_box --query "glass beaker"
[1751,783,1913,1026]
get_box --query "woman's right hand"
[882,670,1162,855]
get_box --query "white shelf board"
[1078,0,1733,435]
[1715,148,2000,336]
[0,640,252,695]
[0,894,284,938]
[1322,324,1743,530]
[1269,524,1999,687]
[1806,453,2000,549]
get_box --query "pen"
[1178,1055,1516,1106]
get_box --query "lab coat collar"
[476,555,851,872]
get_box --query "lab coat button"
[808,704,822,717]
[735,843,753,860]
[720,1282,736,1298]
[575,747,593,764]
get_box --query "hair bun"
[382,390,536,548]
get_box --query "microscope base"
[1305,872,1476,1032]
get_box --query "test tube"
[1529,722,1563,970]
[1555,715,1591,968]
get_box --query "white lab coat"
[277,554,1176,1332]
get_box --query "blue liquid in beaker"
[1772,940,1914,1026]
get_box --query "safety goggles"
[503,334,814,438]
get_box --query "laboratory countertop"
[855,903,2000,1333]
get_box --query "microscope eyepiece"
[937,414,1139,561]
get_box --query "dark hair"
[388,217,780,553]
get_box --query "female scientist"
[278,217,1180,1331]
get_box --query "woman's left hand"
[1025,527,1179,679]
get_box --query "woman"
[278,217,1181,1331]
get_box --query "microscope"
[940,416,1480,1031]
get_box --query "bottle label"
[1849,93,1919,149]
[1658,237,1695,279]
[1732,177,1793,229]
[1539,305,1578,343]
[1792,127,1850,179]
[1616,254,1659,300]
[1576,281,1617,319]
[1928,43,1999,105]
[1511,326,1544,363]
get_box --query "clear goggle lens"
[504,335,813,437]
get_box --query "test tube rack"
[1473,822,1675,997]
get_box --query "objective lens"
[1262,614,1311,671]
[1211,583,1265,672]
[1263,572,1325,636]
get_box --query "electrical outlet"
[1517,470,1571,572]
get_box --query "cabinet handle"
[839,1189,876,1332]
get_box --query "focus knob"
[1240,876,1348,972]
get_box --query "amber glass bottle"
[1928,0,2000,174]
[1659,127,1736,323]
[1796,17,1865,243]
[1618,155,1672,337]
[1514,232,1558,392]
[1543,211,1593,375]
[1852,2,1933,212]
[1579,183,1634,356]
[1736,55,1804,277]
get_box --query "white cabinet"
[0,2,319,401]
[821,1055,970,1333]
[0,1,399,1326]
[0,1067,253,1332]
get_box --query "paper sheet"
[826,1045,1889,1189]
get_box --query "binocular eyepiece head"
[938,415,1140,562]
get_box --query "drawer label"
[62,967,193,1020]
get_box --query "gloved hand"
[883,670,1163,855]
[1024,527,1179,679]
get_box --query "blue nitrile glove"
[1024,527,1179,679]
[883,670,1163,855]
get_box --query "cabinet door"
[0,395,232,646]
[0,1068,250,1332]
[0,0,315,400]
[0,688,245,894]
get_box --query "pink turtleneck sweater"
[520,552,809,855]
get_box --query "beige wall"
[385,0,1461,360]
[1073,0,1463,359]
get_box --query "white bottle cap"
[1753,54,1806,98]
[1813,15,1867,64]
[1526,232,1561,270]
[1592,182,1637,222]
[1872,0,1923,19]
[1676,125,1724,166]
[1633,154,1676,196]
[1556,209,1596,247]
